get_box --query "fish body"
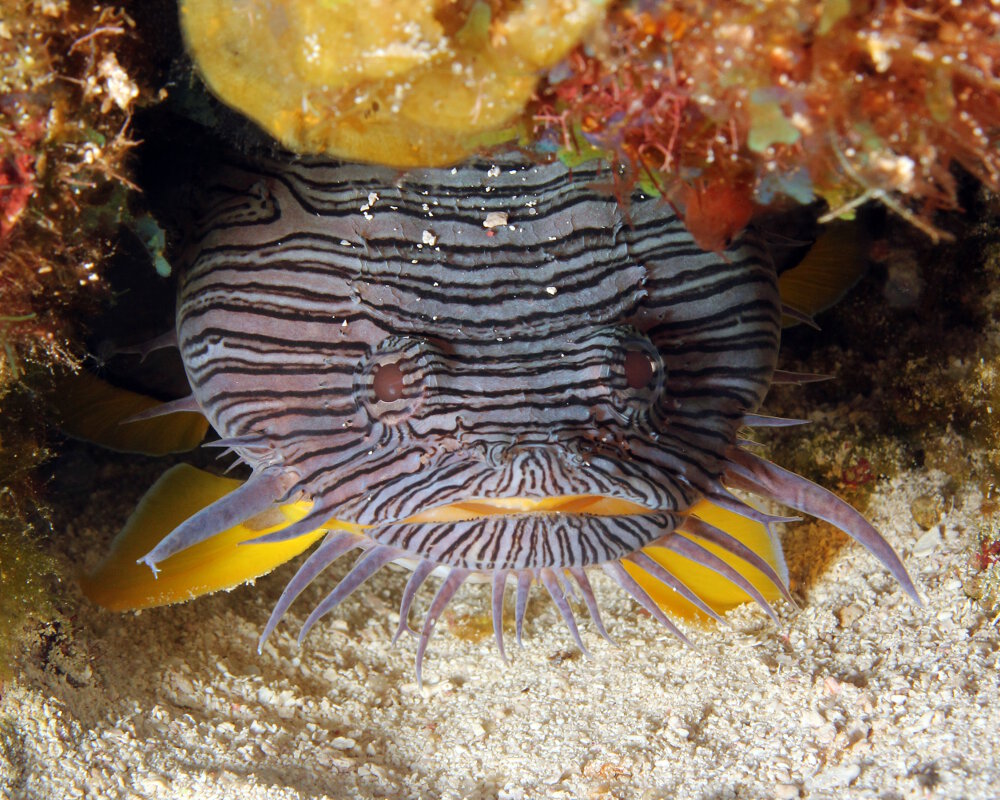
[105,153,916,677]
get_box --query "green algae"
[747,90,801,153]
[0,518,56,682]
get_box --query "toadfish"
[81,153,918,681]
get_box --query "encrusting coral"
[178,0,611,167]
[1,0,144,388]
[177,0,999,243]
[0,0,151,677]
[530,0,1000,245]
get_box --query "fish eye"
[623,346,656,390]
[356,336,440,422]
[372,362,406,403]
[589,326,665,405]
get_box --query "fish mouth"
[315,439,700,531]
[398,494,658,523]
[363,493,681,572]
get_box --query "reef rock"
[180,0,609,166]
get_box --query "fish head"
[176,155,780,572]
[203,272,781,571]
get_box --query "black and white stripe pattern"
[175,154,778,560]
[139,151,917,679]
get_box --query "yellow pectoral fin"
[625,499,785,622]
[80,464,352,611]
[49,370,209,456]
[778,221,867,326]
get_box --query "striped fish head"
[176,154,782,573]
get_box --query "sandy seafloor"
[1,443,999,800]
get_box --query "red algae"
[1,1,145,385]
[531,1,1000,241]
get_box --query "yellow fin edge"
[625,498,784,623]
[49,370,209,456]
[83,470,783,623]
[80,465,341,611]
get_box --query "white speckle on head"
[483,211,508,229]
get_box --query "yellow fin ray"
[624,499,784,622]
[80,464,355,611]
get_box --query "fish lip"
[388,494,665,526]
[363,502,683,570]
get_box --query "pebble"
[837,603,865,628]
[810,763,861,789]
[913,528,942,556]
[910,494,943,530]
[801,708,825,727]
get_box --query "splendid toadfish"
[81,153,919,680]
